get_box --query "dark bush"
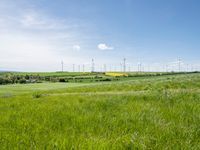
[59,78,66,82]
[25,75,30,80]
[32,92,42,98]
[100,78,112,81]
[19,79,26,84]
[0,78,4,85]
[45,76,51,81]
[0,78,12,85]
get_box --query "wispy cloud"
[0,1,89,71]
[21,12,48,28]
[98,43,114,50]
[19,10,70,30]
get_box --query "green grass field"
[0,73,200,149]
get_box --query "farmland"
[0,71,194,84]
[0,72,200,149]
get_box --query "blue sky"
[0,0,200,71]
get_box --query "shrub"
[101,78,112,81]
[19,79,26,84]
[45,76,51,81]
[25,75,30,80]
[0,78,4,85]
[32,92,42,99]
[59,78,66,82]
[0,77,12,85]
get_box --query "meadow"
[0,73,200,149]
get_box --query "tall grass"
[0,73,200,149]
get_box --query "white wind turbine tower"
[82,64,85,72]
[72,64,75,72]
[123,58,126,72]
[177,57,182,72]
[138,62,142,72]
[78,65,80,72]
[120,63,123,72]
[104,64,107,72]
[61,60,64,72]
[91,58,95,72]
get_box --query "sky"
[0,0,200,72]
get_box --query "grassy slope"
[0,73,200,149]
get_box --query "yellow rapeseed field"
[105,72,128,77]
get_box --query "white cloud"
[73,45,81,51]
[98,43,114,50]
